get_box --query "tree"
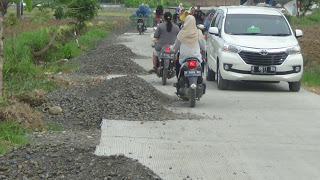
[0,0,11,98]
[0,0,30,98]
[300,0,320,16]
[66,0,101,33]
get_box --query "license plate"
[184,71,201,77]
[251,66,276,74]
[138,23,143,26]
[160,54,174,58]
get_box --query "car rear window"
[224,14,292,36]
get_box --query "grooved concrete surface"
[95,28,320,180]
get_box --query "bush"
[67,0,101,32]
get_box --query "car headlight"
[223,43,242,53]
[286,45,301,55]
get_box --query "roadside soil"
[292,24,320,70]
[292,24,320,95]
[0,21,194,179]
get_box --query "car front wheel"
[217,66,229,90]
[289,80,301,92]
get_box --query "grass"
[0,141,9,154]
[302,67,320,86]
[98,11,132,17]
[0,121,28,154]
[7,9,133,18]
[286,8,320,25]
[46,123,63,131]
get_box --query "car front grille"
[239,51,288,66]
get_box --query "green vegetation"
[98,11,132,17]
[302,67,320,86]
[3,21,110,93]
[286,8,320,25]
[122,0,192,8]
[46,123,63,131]
[0,121,28,154]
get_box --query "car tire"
[206,65,215,81]
[217,66,229,90]
[289,80,301,92]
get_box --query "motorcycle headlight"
[223,43,242,53]
[286,45,301,55]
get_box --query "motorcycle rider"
[148,12,180,74]
[169,15,206,79]
[153,5,164,26]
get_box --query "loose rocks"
[48,106,63,115]
[40,75,194,130]
[0,144,161,180]
[72,44,147,76]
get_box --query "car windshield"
[224,14,291,36]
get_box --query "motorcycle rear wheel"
[190,88,196,107]
[138,27,142,35]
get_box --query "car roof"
[219,6,282,16]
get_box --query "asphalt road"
[95,28,320,180]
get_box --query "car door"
[207,10,224,73]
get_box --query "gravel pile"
[0,143,160,180]
[69,23,147,76]
[73,44,147,75]
[40,75,194,130]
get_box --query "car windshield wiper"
[269,33,290,36]
[231,33,268,36]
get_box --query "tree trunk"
[17,1,21,19]
[0,0,10,98]
[33,26,58,57]
[0,14,4,98]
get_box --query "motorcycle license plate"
[251,66,276,74]
[184,71,201,77]
[160,54,174,58]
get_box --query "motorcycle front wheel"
[162,68,168,85]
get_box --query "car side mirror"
[209,27,219,36]
[295,29,303,38]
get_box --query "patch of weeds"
[0,140,9,154]
[288,9,320,25]
[78,28,108,51]
[0,100,44,131]
[0,121,28,154]
[46,123,63,131]
[302,67,320,86]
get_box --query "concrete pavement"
[95,28,320,180]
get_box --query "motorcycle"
[137,18,146,35]
[154,17,163,27]
[176,58,206,107]
[156,45,176,85]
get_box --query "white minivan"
[206,6,303,92]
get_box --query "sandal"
[148,67,157,74]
